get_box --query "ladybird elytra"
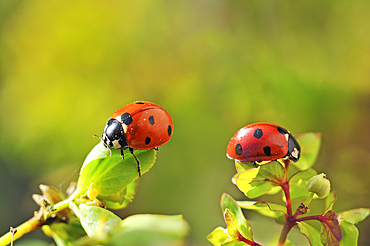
[226,122,301,163]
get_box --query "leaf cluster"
[208,133,370,246]
[0,141,189,246]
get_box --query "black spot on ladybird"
[167,125,172,136]
[145,137,151,145]
[121,113,133,125]
[277,126,288,135]
[254,128,263,139]
[235,143,243,155]
[149,116,155,125]
[263,146,271,156]
[136,101,145,104]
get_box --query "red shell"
[112,101,173,150]
[226,123,292,162]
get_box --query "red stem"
[237,231,262,246]
[282,159,293,217]
[296,215,322,222]
[277,159,295,246]
[282,182,292,217]
[277,217,296,246]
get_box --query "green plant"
[207,132,370,246]
[0,142,189,246]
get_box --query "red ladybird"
[226,123,300,163]
[102,101,173,176]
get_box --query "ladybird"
[226,123,300,163]
[102,101,173,176]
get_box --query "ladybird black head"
[167,125,172,136]
[277,126,289,135]
[288,134,301,162]
[254,128,263,139]
[235,143,243,155]
[102,118,128,150]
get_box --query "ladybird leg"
[120,148,124,159]
[253,161,260,168]
[154,147,159,151]
[129,147,141,177]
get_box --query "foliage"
[2,1,370,244]
[0,141,189,246]
[207,132,370,246]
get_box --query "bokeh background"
[1,0,370,245]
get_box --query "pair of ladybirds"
[102,101,301,177]
[102,101,173,176]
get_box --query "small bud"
[306,173,331,198]
[32,194,45,207]
[83,181,99,200]
[87,185,99,200]
[39,184,64,205]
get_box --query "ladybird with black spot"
[102,101,173,176]
[226,123,300,163]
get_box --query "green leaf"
[337,208,370,246]
[208,194,259,246]
[41,219,86,246]
[292,133,321,170]
[69,202,121,241]
[221,193,254,241]
[297,222,322,246]
[266,186,282,195]
[81,140,112,169]
[324,192,336,211]
[289,169,317,201]
[101,179,139,210]
[225,209,240,238]
[107,214,189,246]
[235,160,259,173]
[339,208,370,224]
[339,221,359,246]
[77,142,156,207]
[320,210,342,246]
[222,241,249,246]
[237,201,287,219]
[235,161,285,198]
[207,227,229,246]
[282,239,294,246]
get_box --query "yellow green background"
[1,0,370,245]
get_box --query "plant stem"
[283,159,290,182]
[277,158,295,246]
[0,217,41,246]
[296,214,322,222]
[0,189,81,246]
[281,180,292,218]
[303,192,315,207]
[277,218,295,246]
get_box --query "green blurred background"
[1,0,370,245]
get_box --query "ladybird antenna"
[129,147,141,177]
[94,134,113,156]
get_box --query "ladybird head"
[102,118,128,150]
[287,134,301,162]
